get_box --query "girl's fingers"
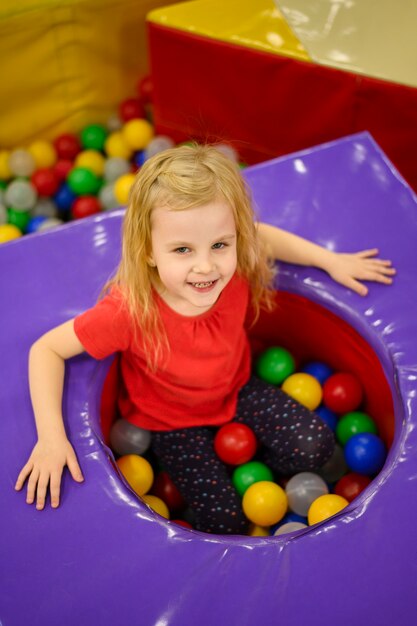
[356,248,379,259]
[36,472,50,510]
[66,450,84,483]
[26,468,41,504]
[15,462,33,491]
[343,276,368,296]
[49,468,64,509]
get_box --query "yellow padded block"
[0,0,180,147]
[148,0,310,61]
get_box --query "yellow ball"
[281,372,322,410]
[122,119,154,151]
[308,494,349,525]
[142,494,170,519]
[248,524,270,537]
[114,173,136,205]
[28,140,57,168]
[0,150,12,180]
[104,131,133,160]
[75,150,106,176]
[0,224,22,243]
[116,454,154,496]
[242,481,288,527]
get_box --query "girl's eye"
[212,242,227,250]
[174,247,190,254]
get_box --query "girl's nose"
[193,254,214,274]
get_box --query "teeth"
[193,281,213,288]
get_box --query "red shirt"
[74,273,251,430]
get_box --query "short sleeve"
[74,291,133,359]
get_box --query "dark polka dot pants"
[151,376,335,535]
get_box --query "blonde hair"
[105,143,275,368]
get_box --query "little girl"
[15,144,395,534]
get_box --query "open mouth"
[189,279,218,290]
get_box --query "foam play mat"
[2,133,417,625]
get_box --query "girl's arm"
[15,319,86,510]
[257,222,395,296]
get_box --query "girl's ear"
[147,257,156,267]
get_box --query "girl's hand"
[326,248,396,296]
[15,438,84,510]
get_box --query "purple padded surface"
[2,132,416,625]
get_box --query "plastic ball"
[31,169,60,197]
[307,494,349,525]
[301,361,333,385]
[137,75,153,103]
[53,159,73,182]
[106,113,123,132]
[171,520,193,529]
[104,156,131,182]
[144,136,175,160]
[336,411,378,446]
[256,346,295,385]
[119,98,146,122]
[334,472,372,502]
[116,454,154,496]
[248,524,270,537]
[104,131,133,160]
[323,372,363,414]
[54,184,77,212]
[0,224,22,243]
[122,119,154,151]
[99,184,118,211]
[7,208,30,232]
[8,149,36,177]
[315,405,338,431]
[285,472,329,516]
[109,419,151,456]
[75,150,106,176]
[281,373,322,410]
[317,444,348,483]
[71,196,101,219]
[152,471,186,512]
[53,134,81,160]
[113,173,136,205]
[273,522,308,536]
[242,481,288,527]
[31,198,58,218]
[26,215,49,234]
[214,423,257,465]
[0,203,7,224]
[5,180,37,211]
[133,150,146,168]
[344,433,386,475]
[232,461,274,497]
[36,217,63,232]
[28,140,57,168]
[0,151,13,179]
[80,124,108,151]
[141,494,170,519]
[67,167,101,195]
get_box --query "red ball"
[54,133,81,160]
[31,168,60,196]
[137,75,153,104]
[214,423,257,465]
[71,196,101,219]
[334,472,371,502]
[172,520,193,529]
[118,98,146,122]
[53,159,73,182]
[322,372,363,414]
[152,471,186,512]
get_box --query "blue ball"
[344,433,386,476]
[315,405,338,431]
[301,361,333,384]
[133,150,146,167]
[54,183,76,212]
[26,215,48,234]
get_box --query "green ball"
[67,167,102,195]
[7,207,30,231]
[256,346,295,385]
[232,461,274,497]
[336,411,378,446]
[80,124,108,151]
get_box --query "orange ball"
[242,481,287,527]
[142,494,170,519]
[308,494,349,525]
[116,454,154,496]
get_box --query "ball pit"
[2,134,417,625]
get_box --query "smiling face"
[150,199,237,316]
